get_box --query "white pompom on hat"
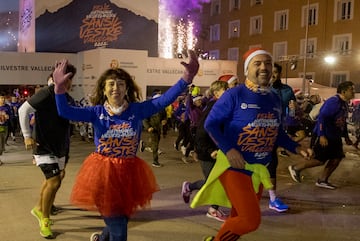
[218,74,238,84]
[243,47,272,76]
[192,95,203,102]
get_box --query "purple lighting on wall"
[160,0,210,18]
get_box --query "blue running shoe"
[269,197,288,212]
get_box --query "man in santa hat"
[193,47,312,241]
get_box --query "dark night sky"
[0,1,19,12]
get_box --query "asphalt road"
[0,131,360,241]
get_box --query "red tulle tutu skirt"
[70,152,159,217]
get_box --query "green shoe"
[203,236,215,241]
[30,207,43,227]
[40,218,53,239]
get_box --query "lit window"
[228,20,240,38]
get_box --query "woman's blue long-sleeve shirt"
[55,79,188,158]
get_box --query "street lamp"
[324,55,336,65]
[290,61,297,70]
[302,0,310,93]
[279,55,298,84]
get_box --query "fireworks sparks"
[158,16,174,59]
[158,0,209,58]
[159,14,198,59]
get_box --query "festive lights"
[159,17,174,59]
[186,20,196,51]
[159,0,208,59]
[159,13,199,59]
[176,19,185,56]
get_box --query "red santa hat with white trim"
[218,74,238,84]
[243,47,272,76]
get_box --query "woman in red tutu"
[52,51,199,241]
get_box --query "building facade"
[199,0,360,92]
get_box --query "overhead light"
[290,61,297,70]
[324,55,336,64]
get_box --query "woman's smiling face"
[104,78,127,106]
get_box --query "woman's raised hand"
[53,59,74,94]
[181,50,199,84]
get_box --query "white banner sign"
[0,52,77,85]
[0,49,237,100]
